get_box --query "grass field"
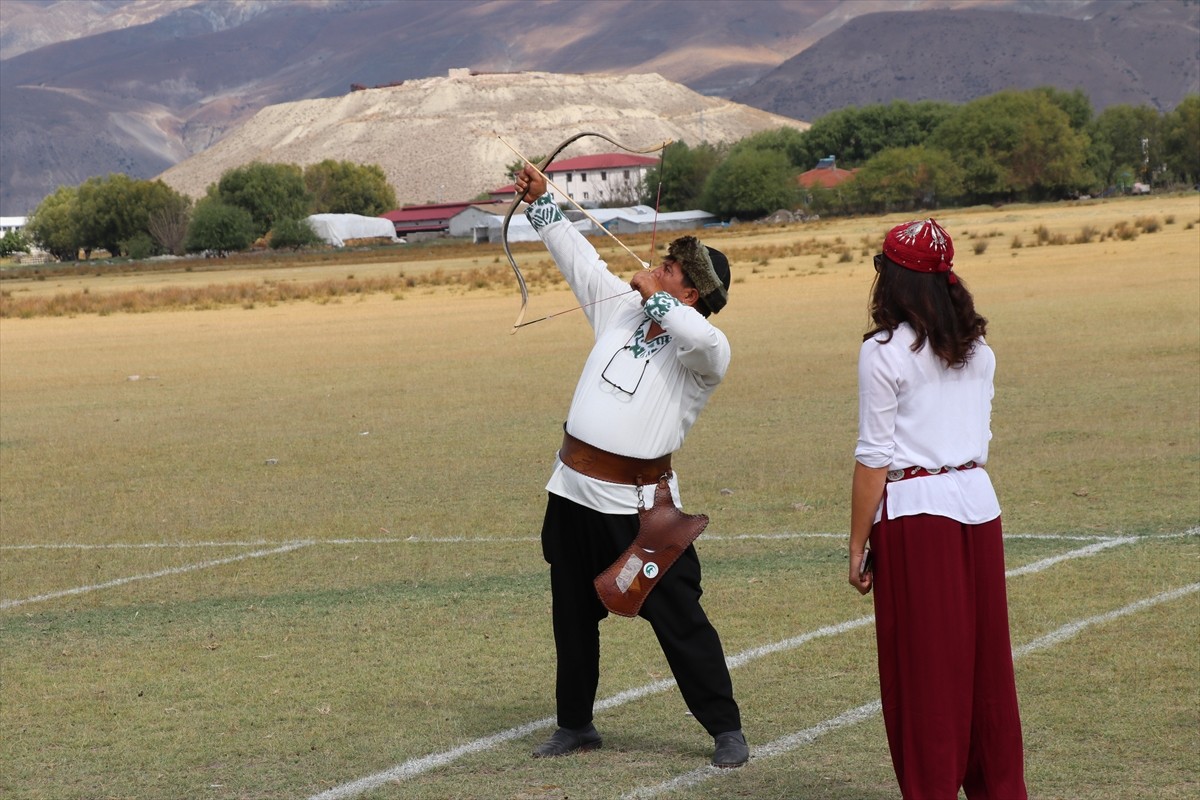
[1,194,1198,799]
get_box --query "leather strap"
[559,430,672,485]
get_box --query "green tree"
[1160,95,1199,186]
[850,145,963,213]
[1088,104,1163,188]
[26,186,81,261]
[801,181,856,218]
[304,160,397,216]
[931,90,1090,202]
[701,148,799,220]
[184,198,257,254]
[1033,86,1094,131]
[795,100,956,168]
[212,162,309,237]
[120,233,157,260]
[269,218,322,250]
[641,141,725,212]
[0,229,29,257]
[729,127,808,167]
[73,174,191,256]
[504,156,546,182]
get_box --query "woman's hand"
[848,461,887,595]
[848,549,873,595]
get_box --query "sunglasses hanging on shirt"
[600,319,671,396]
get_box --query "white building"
[544,153,661,207]
[1,216,27,235]
[566,206,718,236]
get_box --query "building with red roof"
[797,156,858,189]
[543,153,661,208]
[489,153,661,208]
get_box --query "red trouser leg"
[961,517,1028,800]
[871,513,1026,800]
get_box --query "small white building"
[566,207,718,236]
[448,202,510,241]
[1,216,27,235]
[545,153,661,207]
[483,214,594,244]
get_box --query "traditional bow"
[500,131,670,332]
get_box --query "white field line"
[623,580,1200,799]
[304,534,1145,800]
[2,532,1161,609]
[0,543,311,610]
[5,531,1173,551]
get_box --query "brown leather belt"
[559,430,672,485]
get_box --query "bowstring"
[512,287,638,329]
[646,142,667,268]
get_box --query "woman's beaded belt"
[886,461,979,482]
[559,430,672,485]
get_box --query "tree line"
[14,87,1198,261]
[644,88,1199,220]
[22,160,396,262]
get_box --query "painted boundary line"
[304,534,1143,800]
[622,581,1200,799]
[3,531,1164,551]
[0,543,310,610]
[8,531,1177,610]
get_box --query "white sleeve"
[644,291,730,384]
[855,337,898,468]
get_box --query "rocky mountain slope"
[733,2,1199,120]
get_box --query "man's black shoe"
[712,729,749,768]
[531,723,603,758]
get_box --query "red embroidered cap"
[883,219,955,274]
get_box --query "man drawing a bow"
[513,164,749,768]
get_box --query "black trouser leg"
[541,493,616,729]
[540,492,741,735]
[640,546,742,736]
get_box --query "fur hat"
[668,236,730,314]
[883,219,955,275]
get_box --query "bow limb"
[501,193,530,330]
[501,131,670,333]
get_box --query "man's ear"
[681,286,700,307]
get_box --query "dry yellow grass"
[0,193,1196,800]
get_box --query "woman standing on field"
[848,219,1027,800]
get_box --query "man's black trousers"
[540,492,742,736]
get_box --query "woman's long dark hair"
[864,254,988,368]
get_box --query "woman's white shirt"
[855,322,1001,525]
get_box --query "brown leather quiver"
[593,477,709,617]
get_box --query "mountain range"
[0,0,1196,215]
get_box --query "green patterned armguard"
[644,291,681,323]
[525,194,565,231]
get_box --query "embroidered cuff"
[643,291,681,323]
[525,194,564,231]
